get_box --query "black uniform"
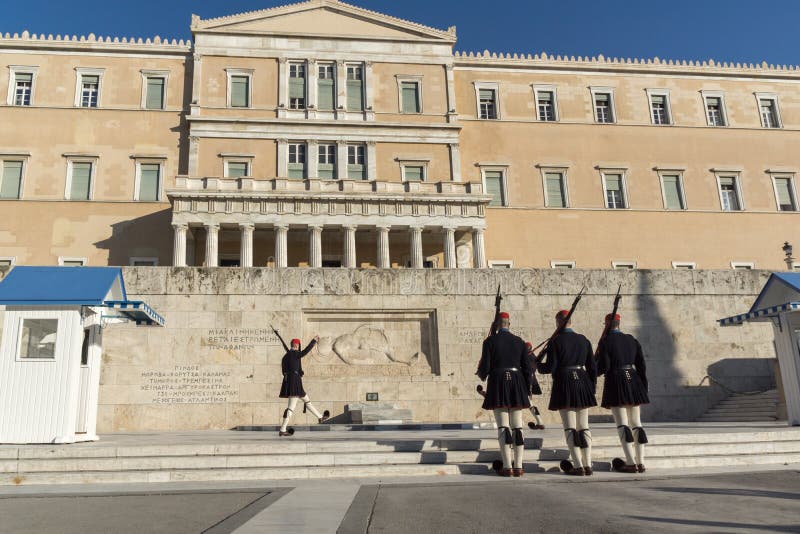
[596,330,649,408]
[537,329,597,411]
[476,329,532,410]
[279,340,317,398]
[527,349,543,395]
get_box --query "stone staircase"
[697,389,780,422]
[2,426,800,485]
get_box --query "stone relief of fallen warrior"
[315,324,423,365]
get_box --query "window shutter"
[595,93,609,103]
[318,78,334,110]
[605,174,621,191]
[1,161,23,199]
[231,76,249,107]
[347,80,363,111]
[82,75,99,85]
[707,96,720,107]
[484,171,504,206]
[70,162,92,200]
[539,91,552,102]
[775,178,794,209]
[401,82,419,113]
[15,72,32,83]
[662,175,683,209]
[651,94,664,105]
[227,162,248,178]
[146,77,165,109]
[404,166,423,181]
[719,176,734,187]
[289,75,305,99]
[139,163,160,201]
[545,172,565,207]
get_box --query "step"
[713,400,777,408]
[703,409,777,416]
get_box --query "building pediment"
[191,0,456,43]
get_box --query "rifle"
[270,324,289,352]
[488,284,503,336]
[532,285,587,362]
[594,284,622,358]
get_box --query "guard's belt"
[493,367,520,372]
[561,366,584,371]
[616,365,635,370]
[283,370,303,376]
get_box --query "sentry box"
[0,267,164,444]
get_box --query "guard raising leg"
[277,335,330,436]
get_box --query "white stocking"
[577,408,592,469]
[611,406,635,465]
[510,409,524,469]
[630,406,646,465]
[529,405,542,426]
[559,409,582,468]
[493,409,512,469]
[302,395,323,419]
[280,397,299,432]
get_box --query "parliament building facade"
[2,0,799,271]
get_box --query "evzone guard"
[525,341,545,430]
[476,312,532,477]
[272,326,330,437]
[597,313,649,473]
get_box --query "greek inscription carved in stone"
[204,328,281,352]
[140,365,234,404]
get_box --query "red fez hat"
[556,310,570,319]
[291,338,301,346]
[525,341,532,348]
[499,312,510,319]
[605,313,621,322]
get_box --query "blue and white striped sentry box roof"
[718,272,800,327]
[718,302,800,326]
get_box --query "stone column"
[376,225,391,269]
[190,54,202,115]
[409,226,424,269]
[239,223,254,267]
[172,223,188,267]
[443,226,456,269]
[274,224,288,268]
[343,225,357,268]
[309,224,323,268]
[445,64,458,123]
[472,227,487,269]
[204,223,219,267]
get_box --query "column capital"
[376,224,391,232]
[172,223,188,231]
[274,223,289,231]
[278,57,288,64]
[205,222,220,231]
[308,224,324,232]
[342,224,358,231]
[307,58,317,65]
[193,53,202,62]
[472,227,485,235]
[239,222,255,231]
[409,225,424,233]
[307,139,318,146]
[366,140,377,147]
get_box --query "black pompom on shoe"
[319,410,330,424]
[278,428,295,437]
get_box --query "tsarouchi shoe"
[512,468,524,478]
[566,467,585,476]
[278,429,294,437]
[319,410,330,424]
[584,466,593,476]
[637,464,646,473]
[500,468,513,477]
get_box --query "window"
[227,70,252,108]
[717,175,742,211]
[543,170,567,208]
[535,88,557,121]
[602,172,627,209]
[8,68,37,106]
[318,64,335,111]
[592,89,615,123]
[136,162,161,201]
[59,257,87,266]
[551,261,576,269]
[318,144,336,179]
[400,81,421,113]
[79,74,100,108]
[489,261,513,269]
[731,262,755,270]
[347,145,366,180]
[289,62,306,109]
[18,318,58,360]
[130,257,158,266]
[225,161,249,178]
[612,261,636,269]
[703,93,727,126]
[66,161,94,200]
[0,257,16,266]
[478,89,497,119]
[648,91,671,125]
[143,74,167,110]
[1,160,24,199]
[672,262,696,270]
[772,176,797,211]
[659,173,686,210]
[756,94,782,128]
[402,164,425,182]
[346,65,364,111]
[288,143,306,179]
[482,169,507,206]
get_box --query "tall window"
[478,89,497,119]
[593,91,614,123]
[318,64,335,111]
[13,72,33,106]
[483,170,506,206]
[649,93,671,125]
[400,81,421,113]
[347,145,365,180]
[544,171,566,207]
[79,74,100,108]
[759,97,781,128]
[660,174,685,210]
[145,76,166,109]
[288,143,306,179]
[67,161,93,200]
[289,62,306,109]
[704,95,726,126]
[603,173,626,209]
[318,144,336,179]
[225,161,249,178]
[137,163,160,202]
[0,160,24,199]
[229,74,250,108]
[718,176,742,211]
[536,90,556,121]
[346,65,364,111]
[773,176,797,211]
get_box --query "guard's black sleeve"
[596,338,610,376]
[300,339,317,357]
[584,337,598,389]
[536,341,556,375]
[520,342,532,393]
[476,338,491,380]
[634,339,648,390]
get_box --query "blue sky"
[3,0,798,66]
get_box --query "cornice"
[0,31,191,54]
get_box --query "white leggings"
[559,408,591,469]
[611,406,646,465]
[280,395,322,431]
[493,408,525,469]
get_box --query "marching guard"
[525,341,545,430]
[476,312,532,477]
[277,334,330,436]
[537,310,598,475]
[596,313,649,473]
